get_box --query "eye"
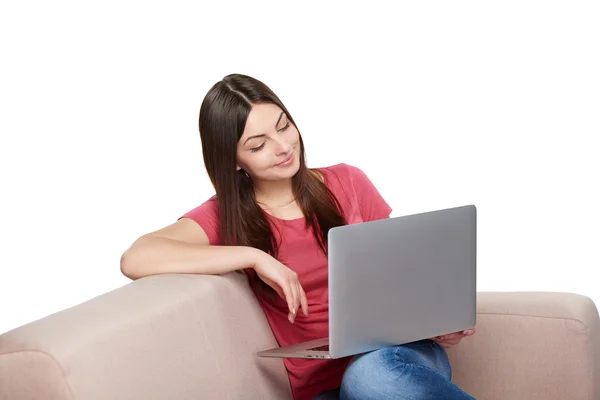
[278,122,291,132]
[250,142,266,153]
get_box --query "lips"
[276,153,294,166]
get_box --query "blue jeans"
[313,340,475,400]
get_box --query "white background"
[1,1,598,335]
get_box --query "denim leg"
[339,340,475,400]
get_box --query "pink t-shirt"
[181,163,392,400]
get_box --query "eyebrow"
[243,111,286,145]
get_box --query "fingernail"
[292,307,296,315]
[288,314,294,323]
[463,330,469,335]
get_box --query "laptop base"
[257,337,332,359]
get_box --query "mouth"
[275,153,295,167]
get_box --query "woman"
[120,73,476,400]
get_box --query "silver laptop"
[257,204,477,360]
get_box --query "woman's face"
[236,103,301,181]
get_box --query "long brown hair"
[199,73,346,258]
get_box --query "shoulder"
[319,163,372,188]
[319,162,358,174]
[179,195,220,244]
[317,163,391,222]
[180,195,220,223]
[187,195,219,212]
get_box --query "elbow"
[120,246,142,280]
[120,236,158,280]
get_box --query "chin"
[288,162,301,177]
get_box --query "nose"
[273,135,292,155]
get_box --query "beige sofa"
[1,272,599,400]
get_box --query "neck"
[253,178,295,207]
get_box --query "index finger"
[280,281,295,316]
[438,332,463,341]
[298,283,309,316]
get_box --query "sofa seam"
[477,312,589,331]
[177,275,232,400]
[0,349,75,400]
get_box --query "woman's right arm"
[120,218,262,280]
[120,218,308,321]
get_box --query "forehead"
[242,103,286,136]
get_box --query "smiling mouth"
[276,153,294,166]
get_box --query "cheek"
[237,152,256,172]
[289,128,301,146]
[238,152,272,173]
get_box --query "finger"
[281,282,295,320]
[438,333,461,341]
[441,337,463,345]
[266,279,285,300]
[444,337,463,344]
[436,338,462,348]
[273,286,285,299]
[463,328,476,336]
[433,334,462,343]
[288,280,299,323]
[298,283,309,316]
[293,283,302,319]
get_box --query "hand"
[252,252,308,323]
[430,328,476,348]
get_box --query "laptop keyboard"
[307,345,330,351]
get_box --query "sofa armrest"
[0,272,292,400]
[447,291,600,400]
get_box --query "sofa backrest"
[0,272,292,400]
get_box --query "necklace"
[256,197,297,210]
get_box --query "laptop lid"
[327,204,477,359]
